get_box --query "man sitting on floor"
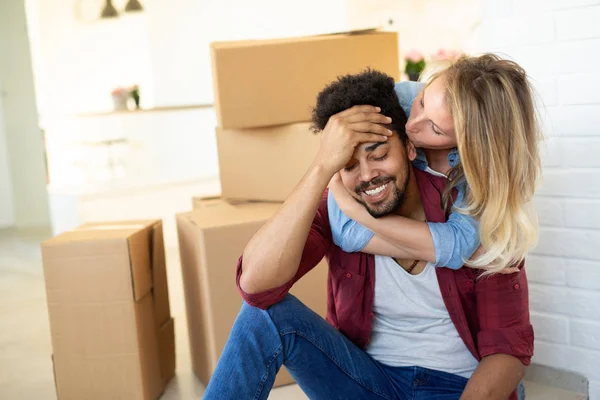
[203,70,533,400]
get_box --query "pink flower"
[111,87,127,97]
[432,48,463,61]
[405,49,425,63]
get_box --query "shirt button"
[465,280,473,288]
[369,312,374,317]
[346,272,352,278]
[514,283,520,290]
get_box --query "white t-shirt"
[366,255,479,378]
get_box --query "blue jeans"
[204,294,525,400]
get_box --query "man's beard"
[353,165,410,218]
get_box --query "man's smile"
[360,181,393,204]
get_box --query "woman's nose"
[406,113,421,131]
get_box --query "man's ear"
[406,140,417,161]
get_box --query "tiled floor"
[0,222,587,399]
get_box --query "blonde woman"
[328,53,542,276]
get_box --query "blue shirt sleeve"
[327,190,374,252]
[395,81,425,117]
[427,184,480,270]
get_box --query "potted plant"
[404,49,426,82]
[129,85,140,109]
[111,87,129,111]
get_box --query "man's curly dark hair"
[311,69,408,143]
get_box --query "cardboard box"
[191,195,252,210]
[216,122,321,202]
[176,198,328,387]
[158,317,176,385]
[41,220,175,400]
[211,29,400,129]
[191,195,227,210]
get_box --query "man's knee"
[239,294,301,319]
[266,294,318,331]
[237,294,313,333]
[235,300,271,329]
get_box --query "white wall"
[29,0,482,117]
[0,0,49,229]
[480,0,600,398]
[146,0,353,107]
[27,0,363,194]
[27,0,154,116]
[348,0,482,79]
[28,0,355,116]
[0,82,15,228]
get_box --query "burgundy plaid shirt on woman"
[236,169,534,400]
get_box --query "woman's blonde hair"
[428,53,542,273]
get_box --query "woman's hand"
[329,172,371,224]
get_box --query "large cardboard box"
[41,220,175,400]
[216,122,320,202]
[177,198,328,387]
[211,29,400,129]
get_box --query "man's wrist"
[309,159,337,183]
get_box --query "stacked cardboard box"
[41,220,175,400]
[175,29,400,389]
[177,197,328,387]
[211,29,400,202]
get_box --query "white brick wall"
[559,73,600,105]
[567,260,600,290]
[480,0,600,396]
[556,6,600,40]
[546,105,600,136]
[530,312,569,344]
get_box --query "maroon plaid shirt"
[237,169,534,400]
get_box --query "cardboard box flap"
[75,220,171,309]
[125,229,153,301]
[42,220,158,302]
[313,27,380,37]
[158,318,176,385]
[191,196,237,212]
[192,195,223,208]
[192,196,261,209]
[151,221,171,327]
[135,294,163,400]
[51,355,59,399]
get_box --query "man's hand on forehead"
[314,105,393,176]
